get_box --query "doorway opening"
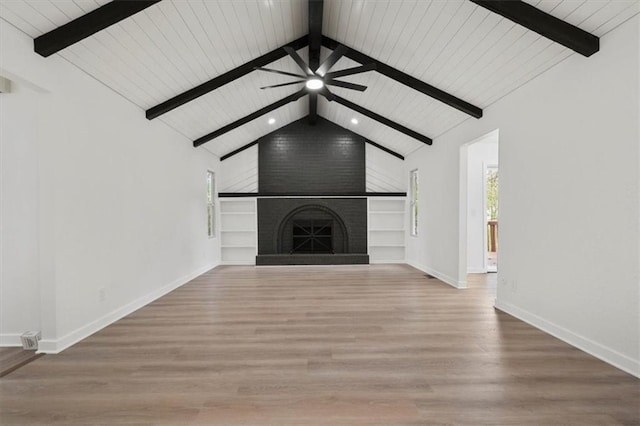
[458,129,499,292]
[485,165,499,273]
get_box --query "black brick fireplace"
[255,118,369,265]
[256,198,368,265]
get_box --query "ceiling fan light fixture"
[305,78,324,90]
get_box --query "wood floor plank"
[0,265,638,425]
[0,347,43,378]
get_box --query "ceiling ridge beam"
[321,36,482,119]
[34,1,161,57]
[193,89,307,147]
[326,94,432,145]
[147,35,309,120]
[308,0,323,125]
[469,0,599,57]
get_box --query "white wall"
[0,78,41,345]
[0,21,221,352]
[466,135,499,273]
[219,146,258,192]
[366,144,405,193]
[406,15,639,376]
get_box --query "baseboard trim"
[0,334,23,347]
[495,299,640,378]
[406,261,462,289]
[467,267,487,274]
[37,262,219,354]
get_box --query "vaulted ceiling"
[1,0,638,159]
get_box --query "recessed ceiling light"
[351,118,358,125]
[268,118,276,125]
[306,78,324,90]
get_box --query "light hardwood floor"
[1,265,638,425]
[0,347,42,378]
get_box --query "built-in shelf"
[219,198,257,265]
[368,197,406,264]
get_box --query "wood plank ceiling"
[1,1,638,158]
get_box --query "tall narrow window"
[207,171,215,238]
[410,169,419,236]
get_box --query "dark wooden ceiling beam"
[469,0,599,57]
[34,1,160,57]
[364,139,404,160]
[308,0,323,71]
[307,0,324,125]
[147,36,309,120]
[220,140,260,161]
[194,89,307,147]
[326,93,432,145]
[321,36,482,119]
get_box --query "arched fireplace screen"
[277,205,348,254]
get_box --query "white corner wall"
[366,144,406,193]
[0,21,221,352]
[406,15,639,376]
[219,145,258,193]
[0,76,41,346]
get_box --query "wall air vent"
[20,331,41,350]
[0,76,11,93]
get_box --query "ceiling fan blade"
[324,63,376,79]
[260,80,306,90]
[316,45,348,76]
[326,79,368,92]
[283,47,314,76]
[319,87,335,101]
[254,67,307,79]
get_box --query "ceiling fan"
[255,45,375,97]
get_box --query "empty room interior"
[1,0,639,424]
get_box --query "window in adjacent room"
[410,169,418,236]
[207,171,215,238]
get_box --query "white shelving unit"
[219,199,257,265]
[368,198,406,263]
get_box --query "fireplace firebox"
[291,220,333,254]
[256,198,369,265]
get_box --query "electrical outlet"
[99,287,106,302]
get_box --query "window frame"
[409,169,419,237]
[206,170,216,238]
